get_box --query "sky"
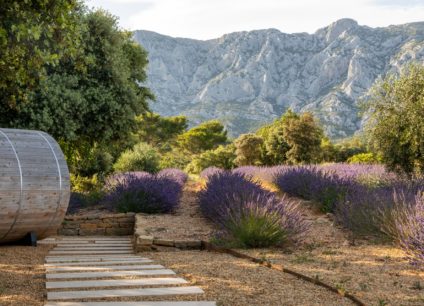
[87,0,424,39]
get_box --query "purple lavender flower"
[103,171,184,213]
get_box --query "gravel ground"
[239,203,424,306]
[142,250,354,306]
[0,244,51,306]
[136,180,215,240]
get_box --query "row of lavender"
[198,169,309,248]
[69,168,188,214]
[232,164,424,267]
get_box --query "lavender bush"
[157,168,188,186]
[272,166,354,212]
[199,166,225,180]
[199,171,308,247]
[104,170,186,213]
[393,192,424,267]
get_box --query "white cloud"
[87,0,424,39]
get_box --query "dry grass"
[0,244,51,306]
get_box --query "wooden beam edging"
[200,241,367,306]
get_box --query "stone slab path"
[41,237,216,306]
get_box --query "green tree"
[177,120,228,154]
[283,112,324,164]
[366,64,424,174]
[12,10,154,175]
[135,113,187,148]
[114,142,160,173]
[234,134,264,166]
[185,145,236,174]
[0,0,81,123]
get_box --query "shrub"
[104,171,183,213]
[113,142,160,173]
[199,167,225,180]
[394,192,424,267]
[347,153,380,164]
[185,145,236,174]
[157,168,188,186]
[273,166,353,212]
[199,171,308,247]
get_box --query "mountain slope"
[133,19,424,138]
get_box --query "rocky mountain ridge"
[134,19,424,138]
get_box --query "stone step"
[53,247,133,251]
[54,244,133,247]
[46,269,176,279]
[49,250,133,255]
[45,260,153,267]
[46,256,144,263]
[47,286,204,300]
[45,301,216,306]
[46,265,164,272]
[46,277,188,289]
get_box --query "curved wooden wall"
[0,128,70,243]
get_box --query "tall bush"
[114,142,160,173]
[199,171,308,247]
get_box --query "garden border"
[199,241,366,306]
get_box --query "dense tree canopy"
[14,10,153,144]
[0,0,82,123]
[135,113,188,147]
[366,64,424,175]
[234,133,264,166]
[177,120,228,154]
[283,112,324,164]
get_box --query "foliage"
[199,167,226,179]
[347,153,380,164]
[157,168,188,186]
[104,171,184,213]
[135,112,187,148]
[332,137,368,162]
[9,9,154,177]
[177,120,228,154]
[68,174,104,215]
[273,166,354,213]
[283,112,324,164]
[234,134,264,166]
[114,142,160,173]
[393,192,424,267]
[0,0,81,120]
[366,64,424,175]
[199,171,308,247]
[186,145,236,174]
[159,148,192,170]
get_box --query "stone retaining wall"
[133,214,202,251]
[58,213,135,236]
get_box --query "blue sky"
[87,0,424,39]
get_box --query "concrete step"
[45,301,216,306]
[47,286,204,300]
[45,256,144,263]
[46,265,164,272]
[45,260,153,267]
[54,244,132,247]
[49,250,133,255]
[46,269,176,279]
[46,277,188,289]
[53,247,133,251]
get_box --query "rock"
[154,239,175,247]
[134,20,424,138]
[136,235,154,246]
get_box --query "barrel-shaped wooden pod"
[0,128,70,243]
